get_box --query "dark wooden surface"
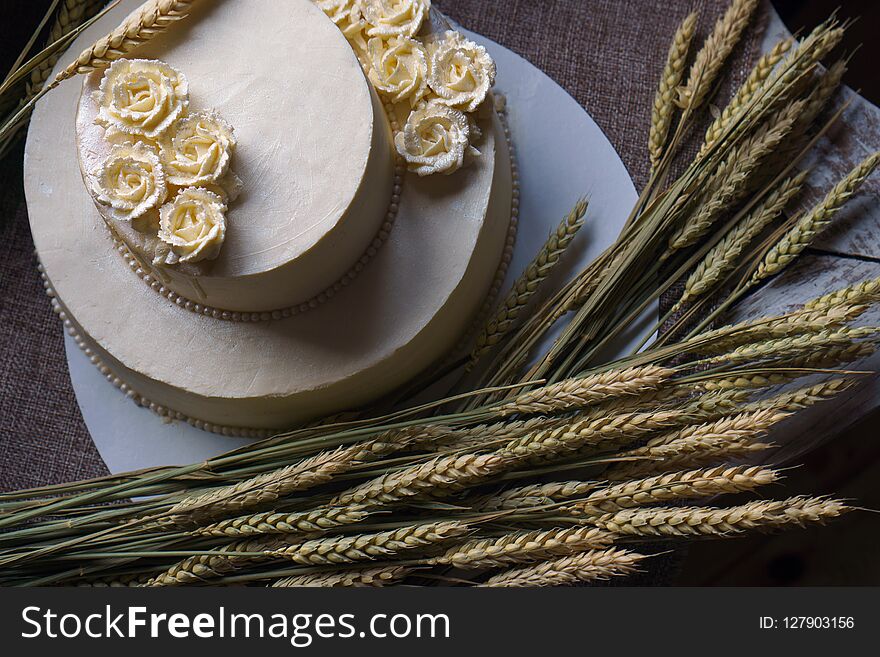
[676,0,880,586]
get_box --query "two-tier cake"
[25,0,514,436]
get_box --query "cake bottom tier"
[29,101,514,434]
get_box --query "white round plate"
[64,30,641,473]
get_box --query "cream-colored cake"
[25,0,514,434]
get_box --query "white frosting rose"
[157,187,227,264]
[94,59,189,140]
[93,142,167,222]
[394,102,475,176]
[427,31,495,113]
[359,0,429,38]
[317,0,369,53]
[159,111,236,187]
[366,36,428,105]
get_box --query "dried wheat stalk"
[271,566,412,588]
[193,504,372,538]
[53,0,198,86]
[475,481,599,511]
[706,327,879,366]
[678,0,759,111]
[164,442,380,527]
[470,199,588,363]
[604,436,772,480]
[679,170,808,306]
[481,548,645,587]
[495,365,673,417]
[804,275,880,312]
[567,465,778,516]
[668,101,802,253]
[330,453,511,509]
[270,521,469,566]
[649,11,698,170]
[752,151,880,284]
[26,0,103,97]
[427,526,614,569]
[594,496,849,537]
[501,408,692,462]
[145,537,284,587]
[700,38,794,156]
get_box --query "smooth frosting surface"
[75,0,393,311]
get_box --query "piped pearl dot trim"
[449,94,519,359]
[38,262,274,439]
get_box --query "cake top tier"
[77,0,379,281]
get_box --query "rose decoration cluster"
[316,0,497,176]
[90,59,240,265]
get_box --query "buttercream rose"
[159,111,236,187]
[317,0,369,53]
[427,31,495,113]
[359,0,429,38]
[94,59,189,140]
[93,142,167,222]
[157,187,227,264]
[366,36,428,105]
[394,102,474,176]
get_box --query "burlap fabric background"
[0,0,763,491]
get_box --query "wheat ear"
[270,521,469,566]
[668,101,803,253]
[567,466,778,516]
[747,379,851,414]
[594,496,849,537]
[481,548,645,587]
[501,408,692,462]
[706,327,879,366]
[700,38,793,156]
[271,566,412,588]
[605,436,773,480]
[330,453,511,509]
[470,199,588,363]
[446,416,571,452]
[163,442,380,527]
[25,0,102,97]
[475,481,599,511]
[53,0,199,86]
[679,170,808,306]
[647,408,790,450]
[427,526,614,569]
[144,537,284,587]
[804,275,880,312]
[752,151,880,284]
[678,0,759,111]
[649,11,698,170]
[495,365,673,417]
[193,504,372,538]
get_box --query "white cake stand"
[64,30,643,473]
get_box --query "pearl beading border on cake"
[114,97,407,323]
[449,95,519,359]
[40,99,520,439]
[38,263,275,438]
